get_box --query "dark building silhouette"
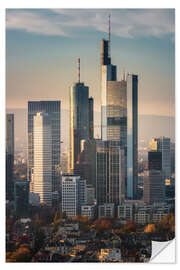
[14,180,29,218]
[6,114,14,200]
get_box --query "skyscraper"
[100,18,138,200]
[149,137,171,179]
[33,112,52,206]
[69,60,94,173]
[126,74,138,199]
[96,140,125,205]
[28,101,61,199]
[6,114,14,200]
[144,151,164,204]
[88,97,94,140]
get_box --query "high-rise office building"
[33,113,52,206]
[96,140,125,205]
[69,61,94,173]
[61,175,86,217]
[14,180,29,218]
[149,137,171,179]
[126,74,138,199]
[100,19,138,200]
[6,114,14,200]
[74,138,97,188]
[144,151,164,204]
[28,101,61,199]
[88,97,94,140]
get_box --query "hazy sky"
[6,9,175,117]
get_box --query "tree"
[124,221,136,233]
[9,246,32,262]
[157,213,175,233]
[144,224,156,233]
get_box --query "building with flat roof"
[61,175,86,217]
[28,101,61,200]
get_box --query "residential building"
[61,175,86,217]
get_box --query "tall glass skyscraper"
[28,101,61,198]
[6,114,14,200]
[100,31,138,200]
[69,82,94,173]
[33,112,52,206]
[126,74,138,199]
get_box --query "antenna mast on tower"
[78,58,80,83]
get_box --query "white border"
[0,0,179,269]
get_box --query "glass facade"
[70,82,93,172]
[28,101,61,195]
[33,113,52,206]
[127,74,138,199]
[96,141,125,205]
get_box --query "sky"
[6,8,175,151]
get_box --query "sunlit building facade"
[33,112,52,206]
[28,101,61,198]
[100,37,138,200]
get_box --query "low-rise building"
[98,248,122,262]
[81,205,96,219]
[98,203,115,218]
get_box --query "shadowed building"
[144,151,164,204]
[14,180,29,218]
[69,60,94,173]
[6,114,14,200]
[96,140,125,205]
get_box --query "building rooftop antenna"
[108,14,111,58]
[78,58,80,83]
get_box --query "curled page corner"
[150,239,175,263]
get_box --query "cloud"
[6,9,175,39]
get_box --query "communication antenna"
[78,58,80,83]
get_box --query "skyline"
[6,9,175,118]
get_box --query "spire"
[108,14,111,57]
[78,58,80,83]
